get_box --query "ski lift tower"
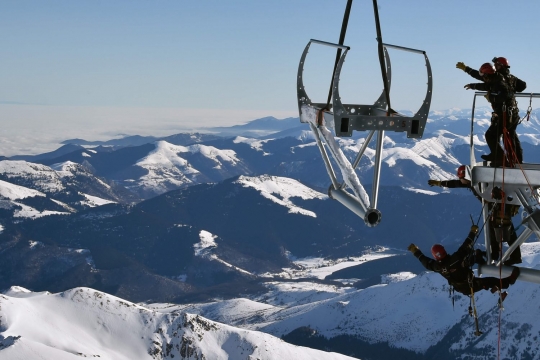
[469,92,540,284]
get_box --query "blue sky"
[1,0,540,154]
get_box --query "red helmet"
[431,244,447,261]
[493,56,510,68]
[479,63,495,76]
[457,165,466,179]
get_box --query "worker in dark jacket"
[492,56,526,163]
[457,59,526,163]
[428,165,482,201]
[428,165,522,265]
[462,63,514,164]
[408,225,520,296]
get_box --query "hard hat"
[492,56,510,68]
[431,244,447,261]
[479,63,495,76]
[457,165,466,179]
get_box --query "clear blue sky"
[1,0,540,154]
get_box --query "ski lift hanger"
[296,0,432,227]
[468,91,540,284]
[298,40,433,138]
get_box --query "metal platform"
[469,92,540,283]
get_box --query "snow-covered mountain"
[0,286,355,360]
[0,160,136,220]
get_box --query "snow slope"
[0,287,357,360]
[0,179,45,200]
[0,160,65,193]
[235,175,327,217]
[159,242,540,359]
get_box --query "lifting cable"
[372,0,392,116]
[317,0,353,128]
[325,0,353,108]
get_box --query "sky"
[1,0,540,155]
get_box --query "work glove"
[464,84,475,90]
[407,243,419,254]
[428,180,441,187]
[456,62,467,71]
[470,225,479,234]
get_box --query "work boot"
[474,249,487,265]
[481,154,494,161]
[490,159,506,168]
[508,267,520,285]
[503,258,522,266]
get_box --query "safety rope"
[499,103,540,208]
[468,272,483,336]
[464,208,490,337]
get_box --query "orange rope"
[500,112,540,206]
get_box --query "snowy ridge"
[277,247,398,280]
[13,202,70,219]
[133,140,242,195]
[0,178,71,218]
[50,161,84,178]
[79,192,116,207]
[0,179,45,200]
[0,160,121,218]
[51,161,112,190]
[235,175,327,218]
[185,143,239,168]
[0,287,356,360]
[338,134,458,182]
[233,136,272,154]
[135,141,200,193]
[0,160,65,192]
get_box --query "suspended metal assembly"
[296,1,432,226]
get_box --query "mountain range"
[0,286,355,360]
[1,109,540,359]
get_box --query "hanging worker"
[428,165,522,265]
[428,165,481,200]
[407,225,520,296]
[457,59,527,163]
